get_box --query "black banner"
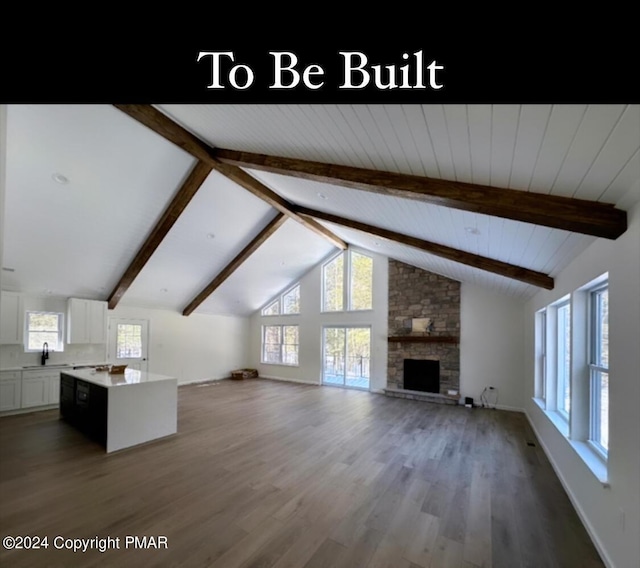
[1,42,637,104]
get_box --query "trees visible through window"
[262,325,299,365]
[590,283,609,453]
[25,311,64,351]
[116,324,142,358]
[282,285,300,314]
[261,284,300,316]
[323,250,372,312]
[323,254,344,311]
[556,301,571,418]
[349,252,373,310]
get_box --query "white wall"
[110,304,249,385]
[0,294,250,385]
[250,247,389,391]
[460,283,525,411]
[0,106,6,309]
[523,201,640,568]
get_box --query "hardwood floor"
[0,379,604,568]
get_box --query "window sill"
[260,362,299,367]
[570,440,609,486]
[533,397,609,487]
[260,314,300,317]
[544,408,570,438]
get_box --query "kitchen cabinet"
[21,369,61,408]
[0,371,22,411]
[67,298,107,344]
[0,291,24,345]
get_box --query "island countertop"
[61,368,177,388]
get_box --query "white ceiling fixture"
[51,172,69,184]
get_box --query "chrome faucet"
[41,342,49,366]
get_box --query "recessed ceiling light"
[464,227,480,235]
[317,192,327,200]
[206,233,216,240]
[51,172,69,185]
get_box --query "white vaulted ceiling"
[2,104,639,316]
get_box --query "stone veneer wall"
[387,260,460,393]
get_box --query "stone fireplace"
[386,260,460,404]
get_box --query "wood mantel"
[388,336,459,344]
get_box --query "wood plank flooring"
[0,379,605,568]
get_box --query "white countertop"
[61,368,177,388]
[1,363,108,372]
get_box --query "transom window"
[322,250,373,312]
[261,284,300,316]
[25,311,64,352]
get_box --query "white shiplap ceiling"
[2,104,639,315]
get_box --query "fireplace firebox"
[403,359,440,393]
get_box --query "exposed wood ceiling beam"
[295,206,555,290]
[107,161,213,310]
[214,149,628,240]
[182,213,287,316]
[113,105,346,250]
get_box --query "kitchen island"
[60,368,177,453]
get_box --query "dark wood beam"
[107,161,213,310]
[214,149,628,240]
[295,206,555,290]
[182,213,287,316]
[114,104,216,164]
[113,105,346,250]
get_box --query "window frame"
[261,324,299,366]
[588,281,609,458]
[24,310,65,353]
[555,299,571,421]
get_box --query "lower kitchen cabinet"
[21,370,61,408]
[0,371,22,411]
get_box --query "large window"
[262,325,299,366]
[25,311,64,352]
[533,273,610,481]
[589,283,609,454]
[261,284,300,316]
[322,250,373,312]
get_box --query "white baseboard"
[179,376,229,387]
[259,374,319,386]
[524,411,613,568]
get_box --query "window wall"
[533,274,610,477]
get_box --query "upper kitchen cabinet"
[0,291,24,345]
[67,298,107,344]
